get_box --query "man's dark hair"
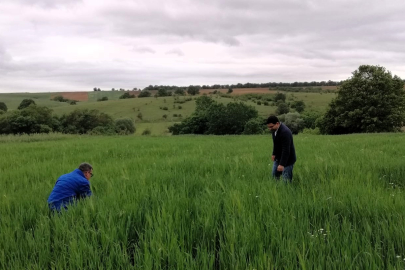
[266,115,279,124]
[78,162,93,172]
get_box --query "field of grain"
[1,133,405,269]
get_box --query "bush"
[178,105,182,109]
[162,114,167,119]
[187,85,200,95]
[274,92,286,103]
[243,118,266,135]
[119,92,135,99]
[278,112,305,134]
[69,100,77,105]
[88,126,116,135]
[169,96,258,135]
[137,113,143,120]
[52,96,68,102]
[18,99,36,110]
[115,118,135,135]
[138,90,152,98]
[257,101,261,105]
[97,97,109,101]
[59,109,115,134]
[301,111,323,129]
[276,101,290,115]
[0,105,55,134]
[227,88,233,94]
[142,128,151,135]
[291,100,306,113]
[263,101,269,106]
[0,102,7,112]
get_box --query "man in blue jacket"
[48,163,93,211]
[267,116,296,182]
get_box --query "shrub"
[0,102,7,112]
[227,88,233,94]
[18,99,36,110]
[278,112,305,134]
[174,89,186,95]
[142,128,151,135]
[97,97,109,101]
[274,92,286,103]
[178,105,182,109]
[257,101,261,105]
[119,92,135,99]
[137,113,143,120]
[0,105,55,134]
[263,101,269,106]
[169,96,258,135]
[276,101,290,115]
[162,114,168,119]
[291,100,306,113]
[138,90,152,98]
[115,118,135,135]
[59,109,114,134]
[243,118,266,135]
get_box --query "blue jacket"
[48,169,92,211]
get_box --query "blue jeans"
[272,161,294,182]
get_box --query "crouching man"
[48,163,93,212]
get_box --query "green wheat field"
[1,133,405,269]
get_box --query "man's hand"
[277,165,284,172]
[271,155,275,162]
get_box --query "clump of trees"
[169,96,263,135]
[97,97,109,101]
[52,96,77,105]
[18,99,36,110]
[319,65,405,134]
[119,92,135,99]
[138,90,152,98]
[0,104,135,135]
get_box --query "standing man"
[48,163,93,212]
[266,116,296,182]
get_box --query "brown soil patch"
[51,92,89,101]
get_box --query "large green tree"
[320,65,405,134]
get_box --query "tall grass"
[1,133,405,269]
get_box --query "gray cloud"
[1,0,405,92]
[133,46,156,54]
[166,49,184,56]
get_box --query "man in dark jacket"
[48,163,93,211]
[267,116,296,182]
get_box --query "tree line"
[0,99,135,135]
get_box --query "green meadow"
[1,133,405,269]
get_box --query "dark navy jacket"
[272,123,296,167]
[47,169,92,211]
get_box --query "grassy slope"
[0,90,337,135]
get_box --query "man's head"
[266,115,280,132]
[79,162,93,180]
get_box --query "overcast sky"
[1,0,405,93]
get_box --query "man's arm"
[279,132,291,166]
[76,182,92,199]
